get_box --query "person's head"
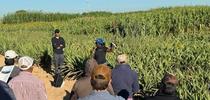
[4,50,18,65]
[18,56,34,72]
[117,54,128,64]
[95,38,105,47]
[160,73,178,95]
[54,29,60,37]
[85,58,98,77]
[91,64,111,91]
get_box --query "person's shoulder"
[60,37,65,39]
[114,95,125,100]
[75,77,90,86]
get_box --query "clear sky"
[0,0,210,16]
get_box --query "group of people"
[0,50,47,100]
[0,29,180,100]
[51,29,180,100]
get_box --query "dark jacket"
[51,37,65,54]
[144,93,180,100]
[94,46,108,64]
[112,64,139,98]
[0,80,16,100]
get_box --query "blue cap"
[95,38,105,46]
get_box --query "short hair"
[160,73,178,94]
[4,58,15,65]
[117,54,128,64]
[85,58,98,76]
[54,29,60,33]
[91,65,111,90]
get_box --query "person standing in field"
[51,29,65,73]
[93,38,116,65]
[8,56,47,100]
[51,29,65,87]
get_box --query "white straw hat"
[18,56,34,70]
[5,50,18,59]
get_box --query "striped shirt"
[8,71,47,100]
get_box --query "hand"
[110,43,116,48]
[60,44,63,47]
[57,47,61,49]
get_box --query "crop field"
[1,6,210,100]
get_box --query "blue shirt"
[112,64,139,98]
[78,90,124,100]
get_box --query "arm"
[70,83,78,100]
[60,37,65,48]
[106,43,116,52]
[51,38,59,49]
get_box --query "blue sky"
[0,0,210,16]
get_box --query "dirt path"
[0,55,76,100]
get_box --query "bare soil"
[0,55,76,100]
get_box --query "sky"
[0,0,210,17]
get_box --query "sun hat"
[4,50,18,59]
[18,56,34,70]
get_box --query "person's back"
[79,90,124,100]
[93,38,115,64]
[8,56,47,100]
[0,80,16,100]
[9,71,47,100]
[112,54,139,99]
[112,64,139,97]
[79,65,124,100]
[94,46,108,64]
[71,77,92,99]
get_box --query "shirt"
[94,46,108,64]
[0,80,16,100]
[112,64,139,98]
[51,37,65,54]
[8,71,47,100]
[78,90,124,100]
[70,76,115,100]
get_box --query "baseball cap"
[91,64,111,82]
[117,54,128,63]
[4,50,18,59]
[18,56,34,70]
